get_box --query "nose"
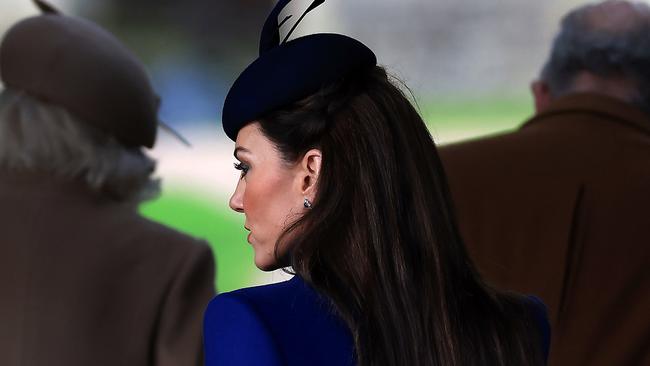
[229,179,245,213]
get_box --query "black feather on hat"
[221,0,377,141]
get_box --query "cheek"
[243,172,298,241]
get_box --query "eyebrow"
[233,146,251,158]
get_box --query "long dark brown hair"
[259,66,545,366]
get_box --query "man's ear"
[531,80,553,113]
[299,149,322,197]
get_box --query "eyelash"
[234,162,250,177]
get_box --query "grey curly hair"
[540,1,650,112]
[0,88,160,202]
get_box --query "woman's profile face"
[229,122,306,271]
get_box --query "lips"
[244,226,252,243]
[247,232,253,243]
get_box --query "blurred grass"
[140,97,534,292]
[140,190,254,293]
[421,96,534,143]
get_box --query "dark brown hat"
[0,0,159,148]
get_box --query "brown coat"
[0,174,216,366]
[439,93,650,366]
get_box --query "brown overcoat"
[0,174,216,366]
[439,93,650,366]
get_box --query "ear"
[298,148,322,198]
[531,80,553,113]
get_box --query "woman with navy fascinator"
[204,1,550,365]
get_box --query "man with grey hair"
[0,1,215,365]
[440,1,650,365]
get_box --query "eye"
[234,161,250,178]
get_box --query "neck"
[566,71,638,103]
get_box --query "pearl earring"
[304,198,312,209]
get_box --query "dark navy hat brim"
[222,33,376,141]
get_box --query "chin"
[254,259,282,272]
[254,250,290,272]
[253,250,280,271]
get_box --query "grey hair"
[540,1,650,111]
[0,88,160,203]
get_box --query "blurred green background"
[1,0,579,293]
[140,191,252,292]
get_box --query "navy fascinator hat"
[221,0,377,141]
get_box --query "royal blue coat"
[203,276,550,365]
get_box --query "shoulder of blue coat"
[205,276,355,366]
[203,276,309,343]
[226,275,304,303]
[204,276,302,327]
[203,289,285,366]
